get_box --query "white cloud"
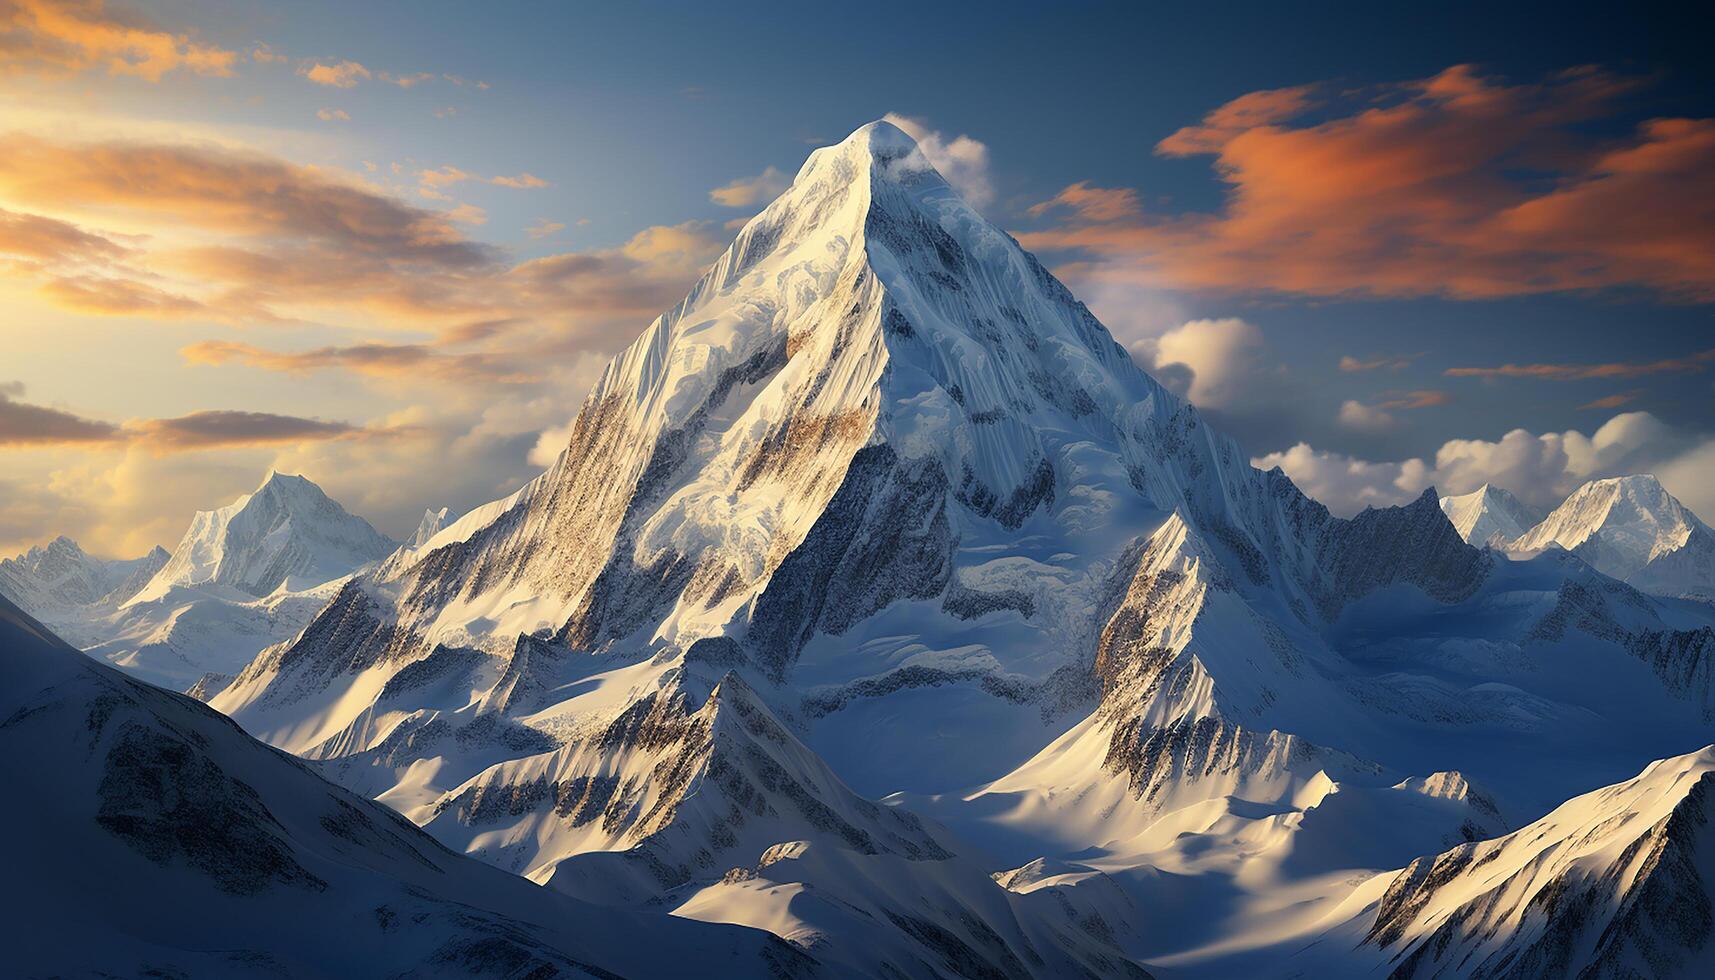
[1256,411,1715,517]
[1337,399,1398,433]
[709,166,790,208]
[881,113,994,209]
[1134,317,1283,412]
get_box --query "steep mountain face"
[132,470,396,603]
[1509,475,1715,601]
[0,536,167,618]
[0,593,811,978]
[1357,746,1715,979]
[204,122,1715,975]
[1440,484,1545,547]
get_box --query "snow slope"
[0,592,813,978]
[1354,745,1715,978]
[1439,484,1545,547]
[202,121,1715,975]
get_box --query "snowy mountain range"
[0,470,396,693]
[0,535,167,618]
[1439,474,1715,602]
[11,120,1715,976]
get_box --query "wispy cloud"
[1339,353,1420,373]
[710,166,790,208]
[0,384,120,445]
[1581,391,1642,410]
[0,385,393,453]
[525,219,565,240]
[881,113,995,209]
[1022,66,1715,302]
[298,58,370,88]
[0,0,237,81]
[1446,348,1715,380]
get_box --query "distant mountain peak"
[130,471,395,604]
[1506,474,1714,600]
[1439,483,1544,547]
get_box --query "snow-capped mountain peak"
[1438,483,1544,546]
[130,470,395,605]
[1508,474,1715,600]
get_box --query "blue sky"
[0,0,1710,553]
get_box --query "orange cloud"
[1377,390,1451,409]
[0,133,490,265]
[1339,353,1419,373]
[491,172,548,189]
[1446,348,1715,380]
[1155,84,1320,156]
[418,166,549,191]
[1021,66,1715,302]
[0,0,237,80]
[39,274,205,317]
[0,205,129,266]
[710,167,790,208]
[1027,181,1140,223]
[1580,392,1642,410]
[299,59,370,87]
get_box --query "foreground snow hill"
[10,470,397,694]
[0,592,811,978]
[1351,745,1715,978]
[202,120,1715,975]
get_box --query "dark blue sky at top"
[178,0,1712,460]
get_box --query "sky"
[1,0,1711,557]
